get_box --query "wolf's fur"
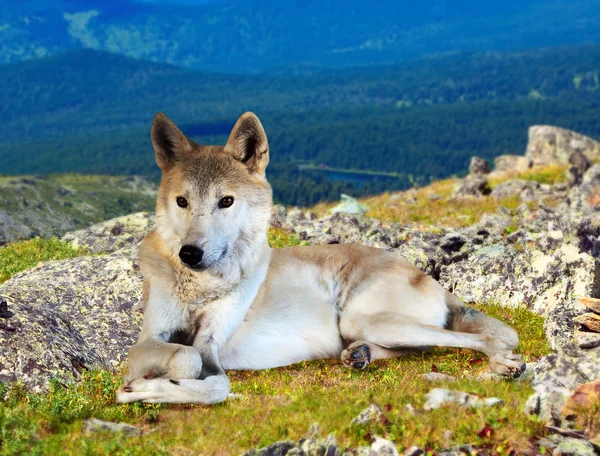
[117,112,525,404]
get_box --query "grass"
[311,165,567,229]
[0,302,551,456]
[0,238,89,284]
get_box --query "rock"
[451,175,489,198]
[490,179,539,199]
[421,372,456,382]
[350,404,384,425]
[493,155,532,174]
[370,436,399,456]
[526,125,600,166]
[423,388,503,410]
[575,331,600,349]
[62,212,155,254]
[574,313,600,332]
[567,151,592,188]
[404,446,425,456]
[571,163,600,206]
[330,194,369,215]
[0,246,143,390]
[271,205,288,227]
[83,418,142,436]
[469,157,490,175]
[552,437,596,456]
[563,380,600,418]
[579,297,600,314]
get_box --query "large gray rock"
[62,212,156,254]
[526,125,600,166]
[0,246,143,390]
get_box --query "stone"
[370,436,399,456]
[563,380,600,417]
[567,151,592,188]
[573,313,600,332]
[469,157,490,175]
[552,437,596,456]
[404,447,425,456]
[579,297,600,314]
[451,175,489,198]
[526,125,600,165]
[330,194,369,215]
[350,403,384,425]
[0,246,143,390]
[575,331,600,349]
[62,212,155,254]
[490,179,539,199]
[421,372,456,382]
[493,155,532,174]
[83,418,142,436]
[423,388,503,410]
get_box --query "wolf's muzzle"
[179,245,204,269]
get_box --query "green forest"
[1,44,599,205]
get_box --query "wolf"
[116,112,525,404]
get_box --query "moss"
[268,227,304,248]
[0,238,89,284]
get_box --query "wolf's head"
[151,112,272,275]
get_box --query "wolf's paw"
[341,342,371,369]
[167,347,203,379]
[488,351,526,379]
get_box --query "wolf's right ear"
[151,113,192,171]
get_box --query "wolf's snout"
[179,245,204,268]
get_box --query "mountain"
[2,0,600,73]
[0,174,156,244]
[1,44,599,205]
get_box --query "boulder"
[567,151,592,188]
[330,194,369,215]
[469,157,490,175]
[62,212,155,254]
[526,126,600,166]
[451,175,490,198]
[0,246,143,390]
[490,179,539,199]
[493,155,532,174]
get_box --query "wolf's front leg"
[123,340,203,383]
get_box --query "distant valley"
[1,43,599,205]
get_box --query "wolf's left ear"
[224,112,269,175]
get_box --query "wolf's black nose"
[179,245,204,267]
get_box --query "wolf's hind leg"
[447,306,525,378]
[341,341,422,370]
[339,310,525,378]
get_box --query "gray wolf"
[116,112,525,404]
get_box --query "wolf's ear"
[224,112,269,175]
[151,113,192,171]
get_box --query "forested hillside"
[1,44,600,205]
[3,0,600,72]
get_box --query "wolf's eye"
[176,197,188,208]
[219,196,234,208]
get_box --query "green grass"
[0,238,89,284]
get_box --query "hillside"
[2,0,600,72]
[0,174,156,244]
[1,44,600,206]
